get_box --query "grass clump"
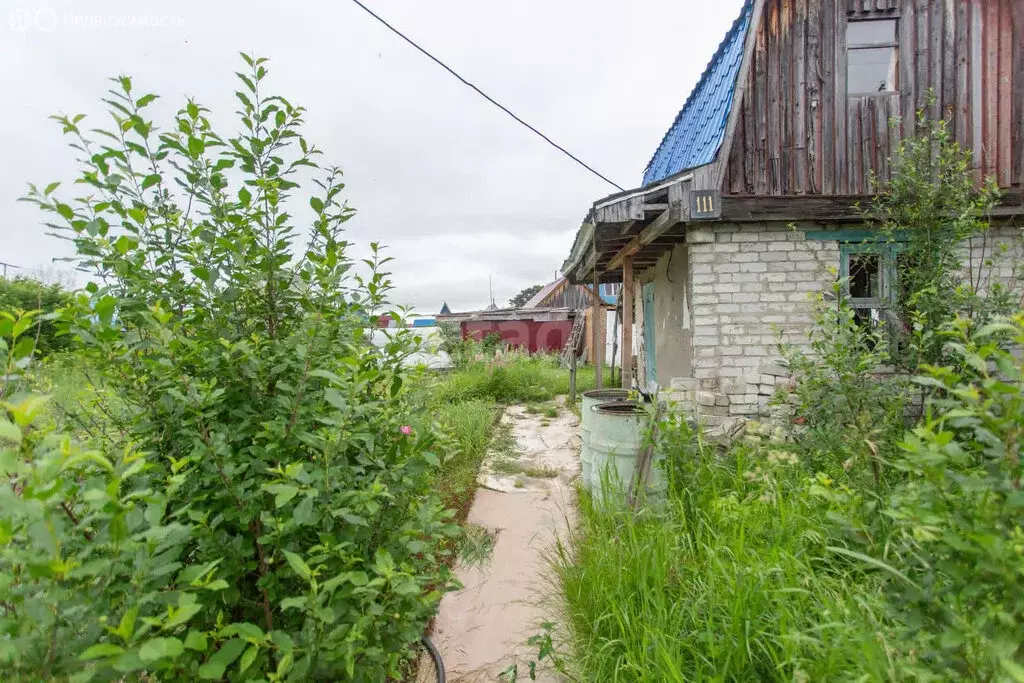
[554,425,894,682]
[434,399,500,518]
[432,350,612,404]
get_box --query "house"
[436,307,579,354]
[561,0,1023,424]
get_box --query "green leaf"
[0,420,21,444]
[221,622,264,643]
[238,187,251,206]
[1002,659,1024,682]
[138,637,184,662]
[184,631,207,652]
[281,550,312,582]
[94,296,116,327]
[198,638,245,679]
[116,605,139,642]
[164,602,203,630]
[114,235,137,255]
[141,174,161,190]
[56,203,74,220]
[267,483,298,508]
[309,197,324,213]
[44,181,60,195]
[79,643,125,660]
[188,137,205,159]
[239,645,258,673]
[293,496,314,525]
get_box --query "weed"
[457,523,497,569]
[523,466,558,479]
[542,406,558,419]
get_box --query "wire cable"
[348,0,626,192]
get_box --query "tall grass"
[432,352,613,404]
[553,432,895,682]
[433,399,500,519]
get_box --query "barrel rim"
[582,389,632,401]
[592,401,648,416]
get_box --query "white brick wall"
[654,221,1022,427]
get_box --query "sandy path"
[428,403,579,682]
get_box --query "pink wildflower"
[400,425,413,436]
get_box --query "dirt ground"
[427,403,579,682]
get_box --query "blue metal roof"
[641,0,753,186]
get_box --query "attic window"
[847,19,898,95]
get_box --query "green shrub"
[0,277,73,356]
[9,57,457,681]
[876,316,1024,680]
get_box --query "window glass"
[848,253,881,299]
[848,47,897,93]
[848,19,896,46]
[848,19,898,94]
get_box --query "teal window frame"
[838,241,901,308]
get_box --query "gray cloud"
[1,0,745,312]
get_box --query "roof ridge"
[641,0,754,183]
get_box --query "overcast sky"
[2,0,744,313]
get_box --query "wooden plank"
[955,0,970,150]
[806,0,821,193]
[971,1,984,178]
[835,1,848,193]
[941,0,955,120]
[605,209,680,271]
[915,0,930,115]
[996,0,1012,186]
[861,98,872,194]
[621,255,634,389]
[878,95,891,184]
[848,98,860,193]
[930,0,943,120]
[900,0,916,138]
[767,0,781,195]
[716,0,765,195]
[720,195,868,222]
[795,0,808,193]
[754,18,769,194]
[779,0,792,194]
[822,0,836,193]
[592,269,602,388]
[1013,0,1024,186]
[982,0,998,178]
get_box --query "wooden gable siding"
[722,0,1022,196]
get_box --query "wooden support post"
[569,341,577,404]
[621,255,634,389]
[592,270,603,389]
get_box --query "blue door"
[643,282,656,387]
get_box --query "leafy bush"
[8,56,457,680]
[876,316,1024,680]
[0,277,73,356]
[781,289,907,480]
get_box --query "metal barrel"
[589,401,664,505]
[580,389,632,491]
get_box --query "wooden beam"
[592,269,603,389]
[719,195,868,222]
[606,208,681,271]
[621,255,634,389]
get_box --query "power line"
[348,0,626,192]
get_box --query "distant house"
[522,279,621,364]
[437,306,578,354]
[561,0,1023,424]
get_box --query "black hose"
[420,635,446,683]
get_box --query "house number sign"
[690,189,722,220]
